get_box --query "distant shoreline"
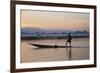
[21,36,89,40]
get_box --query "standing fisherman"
[66,33,72,47]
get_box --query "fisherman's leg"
[66,41,68,47]
[70,42,71,47]
[66,43,67,46]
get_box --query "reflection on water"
[21,38,89,63]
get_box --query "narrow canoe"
[28,43,89,48]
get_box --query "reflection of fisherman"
[66,33,72,47]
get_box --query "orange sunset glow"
[21,10,89,31]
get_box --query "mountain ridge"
[21,27,89,34]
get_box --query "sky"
[21,10,89,31]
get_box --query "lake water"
[21,38,89,63]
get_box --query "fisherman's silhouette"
[66,33,72,47]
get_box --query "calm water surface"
[21,38,89,63]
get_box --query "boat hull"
[28,43,70,48]
[28,43,89,48]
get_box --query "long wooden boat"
[28,43,89,48]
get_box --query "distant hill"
[21,27,72,34]
[21,27,89,39]
[21,27,46,33]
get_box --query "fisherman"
[66,33,72,47]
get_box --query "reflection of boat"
[28,43,89,48]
